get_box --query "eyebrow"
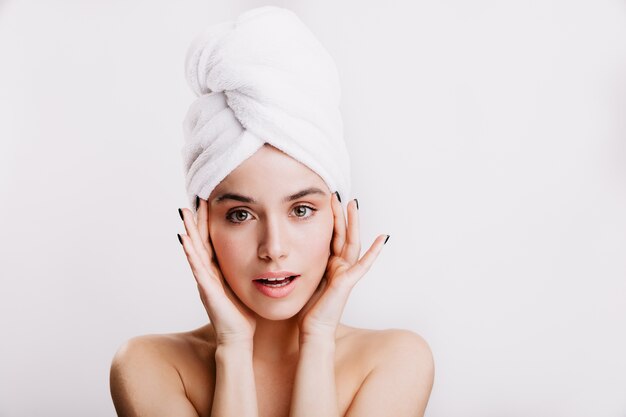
[214,187,327,204]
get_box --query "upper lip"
[253,271,300,280]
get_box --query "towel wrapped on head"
[181,6,351,214]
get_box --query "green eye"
[227,206,316,224]
[292,205,316,218]
[226,209,251,223]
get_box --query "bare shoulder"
[112,325,216,370]
[110,328,213,417]
[337,325,435,417]
[111,327,212,372]
[339,324,434,369]
[374,328,434,366]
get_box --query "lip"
[252,270,300,281]
[253,275,300,298]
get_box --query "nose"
[257,216,289,262]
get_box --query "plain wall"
[1,0,625,416]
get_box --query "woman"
[110,6,434,417]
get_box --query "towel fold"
[181,6,350,213]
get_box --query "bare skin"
[110,144,434,416]
[110,323,434,417]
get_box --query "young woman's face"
[207,144,335,320]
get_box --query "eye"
[291,205,316,219]
[226,209,253,224]
[226,206,315,223]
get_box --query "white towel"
[181,6,350,213]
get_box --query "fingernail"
[177,233,183,245]
[178,208,184,221]
[335,191,342,203]
[195,196,200,211]
[384,235,390,245]
[354,198,359,210]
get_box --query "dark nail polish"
[354,198,359,210]
[178,208,184,221]
[177,233,183,245]
[195,196,200,211]
[335,191,342,203]
[384,235,390,245]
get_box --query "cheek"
[208,224,251,281]
[298,212,334,263]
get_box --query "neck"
[252,315,301,364]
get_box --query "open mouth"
[254,275,299,288]
[253,274,301,298]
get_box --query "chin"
[251,301,305,321]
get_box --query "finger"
[196,197,220,266]
[180,207,211,268]
[341,199,361,264]
[297,276,328,321]
[221,275,249,310]
[309,275,328,305]
[331,191,346,256]
[179,233,217,290]
[346,234,387,286]
[196,196,210,252]
[204,201,220,264]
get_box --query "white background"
[1,1,625,416]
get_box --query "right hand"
[178,197,257,346]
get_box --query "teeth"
[264,279,291,288]
[266,276,291,281]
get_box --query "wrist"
[299,324,336,343]
[215,340,254,356]
[299,333,336,349]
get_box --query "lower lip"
[253,276,299,298]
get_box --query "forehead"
[210,144,330,200]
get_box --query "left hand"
[296,193,388,340]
